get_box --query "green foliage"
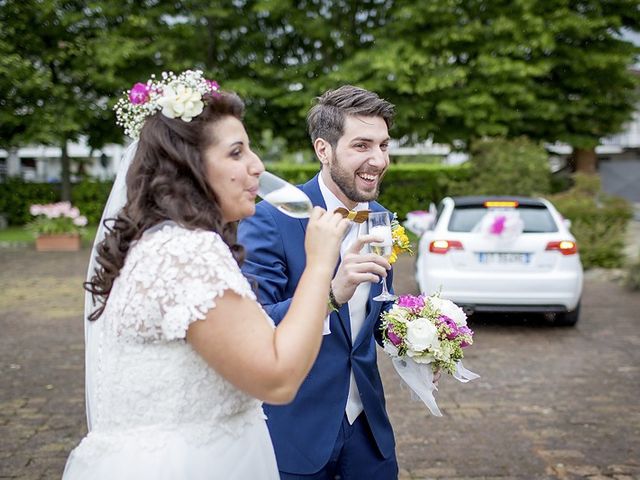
[70,180,114,225]
[625,251,640,291]
[26,214,86,237]
[333,0,640,152]
[255,129,290,164]
[379,164,472,220]
[3,0,639,168]
[1,165,469,227]
[0,226,35,243]
[0,179,112,226]
[0,178,59,225]
[550,174,632,269]
[456,137,551,196]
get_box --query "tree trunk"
[573,147,598,174]
[60,140,71,201]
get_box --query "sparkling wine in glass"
[258,171,313,219]
[367,211,397,302]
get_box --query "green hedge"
[4,169,628,269]
[1,164,470,226]
[70,180,114,224]
[0,178,60,225]
[450,137,552,197]
[0,178,112,226]
[549,174,632,269]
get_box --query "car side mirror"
[563,218,572,229]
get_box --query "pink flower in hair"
[129,82,151,105]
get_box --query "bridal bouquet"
[380,293,479,416]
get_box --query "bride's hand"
[304,207,350,270]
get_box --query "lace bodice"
[90,223,271,442]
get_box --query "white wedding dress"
[63,223,279,479]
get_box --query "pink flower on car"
[489,215,506,235]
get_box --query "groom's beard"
[329,152,384,203]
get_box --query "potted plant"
[27,202,88,251]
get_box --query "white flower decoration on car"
[157,82,204,122]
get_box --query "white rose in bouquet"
[429,296,468,326]
[405,317,439,352]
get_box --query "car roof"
[449,196,547,208]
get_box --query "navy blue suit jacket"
[238,174,396,474]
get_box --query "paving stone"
[2,249,640,479]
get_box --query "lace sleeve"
[113,225,256,342]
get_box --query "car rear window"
[448,206,558,233]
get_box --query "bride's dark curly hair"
[85,92,246,321]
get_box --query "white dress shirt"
[318,173,370,424]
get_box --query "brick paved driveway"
[0,248,638,479]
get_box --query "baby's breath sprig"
[114,70,221,139]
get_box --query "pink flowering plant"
[380,293,479,416]
[27,202,88,236]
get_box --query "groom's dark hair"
[306,85,395,149]
[86,92,247,321]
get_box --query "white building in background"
[0,137,129,182]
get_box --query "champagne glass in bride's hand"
[258,171,313,218]
[366,211,397,302]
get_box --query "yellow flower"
[389,215,413,264]
[389,246,399,264]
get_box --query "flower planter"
[35,233,81,252]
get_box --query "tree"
[0,0,173,198]
[332,0,640,172]
[161,0,393,151]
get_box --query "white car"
[414,196,584,326]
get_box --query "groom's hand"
[331,234,391,306]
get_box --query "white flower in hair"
[157,82,204,121]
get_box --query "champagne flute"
[257,171,313,218]
[366,211,397,302]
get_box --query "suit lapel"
[301,175,352,342]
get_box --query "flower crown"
[114,70,221,138]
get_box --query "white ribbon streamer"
[453,361,480,383]
[391,357,480,417]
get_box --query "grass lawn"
[0,225,98,245]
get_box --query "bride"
[62,70,349,479]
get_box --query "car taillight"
[429,240,464,254]
[545,240,578,255]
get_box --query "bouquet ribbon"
[391,358,480,417]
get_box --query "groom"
[238,85,398,479]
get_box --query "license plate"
[477,252,531,264]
